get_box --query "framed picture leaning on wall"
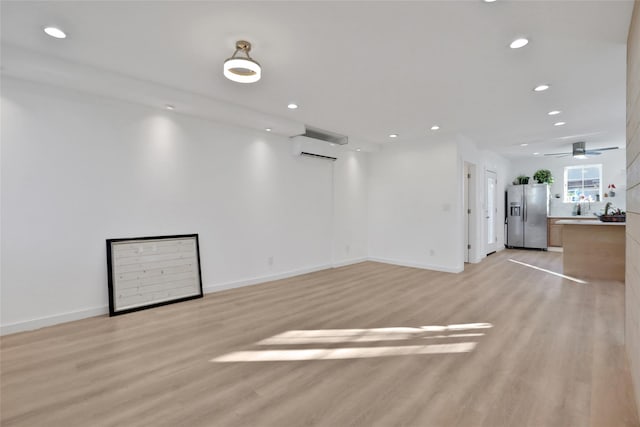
[106,234,203,316]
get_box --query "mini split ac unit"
[290,126,348,161]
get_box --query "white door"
[485,170,498,254]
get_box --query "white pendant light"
[223,40,261,83]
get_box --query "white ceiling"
[0,1,634,158]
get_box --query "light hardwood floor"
[1,250,639,426]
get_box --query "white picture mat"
[110,236,201,312]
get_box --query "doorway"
[485,170,498,255]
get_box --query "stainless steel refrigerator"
[506,184,549,249]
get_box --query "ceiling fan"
[544,141,619,159]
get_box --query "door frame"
[464,163,470,262]
[463,162,478,264]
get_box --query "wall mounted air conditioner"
[290,135,339,161]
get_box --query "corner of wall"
[625,0,640,418]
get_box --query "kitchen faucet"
[604,202,612,216]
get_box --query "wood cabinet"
[560,221,626,281]
[547,217,595,247]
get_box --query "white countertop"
[548,216,599,219]
[556,219,626,226]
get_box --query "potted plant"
[515,175,529,185]
[533,169,554,185]
[608,184,616,197]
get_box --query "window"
[564,164,602,202]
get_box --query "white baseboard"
[368,257,464,274]
[332,257,368,268]
[202,263,332,294]
[1,256,461,336]
[1,306,108,336]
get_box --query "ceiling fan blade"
[590,146,618,152]
[542,143,618,157]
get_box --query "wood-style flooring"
[1,250,639,426]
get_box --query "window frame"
[563,164,603,203]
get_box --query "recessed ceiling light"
[510,38,529,49]
[43,27,66,39]
[483,0,497,3]
[265,128,272,132]
[389,134,398,138]
[330,143,336,147]
[554,121,566,126]
[165,104,175,110]
[356,148,361,152]
[520,143,528,147]
[533,84,550,92]
[548,110,561,115]
[430,125,440,131]
[287,103,299,109]
[533,152,540,155]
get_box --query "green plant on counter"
[533,169,554,184]
[514,175,529,185]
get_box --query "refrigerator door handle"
[523,193,527,222]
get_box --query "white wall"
[1,77,512,334]
[509,149,627,217]
[367,140,463,273]
[333,152,369,266]
[0,78,368,333]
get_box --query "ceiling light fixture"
[533,152,540,155]
[287,103,299,110]
[554,121,566,126]
[223,40,261,83]
[356,148,361,152]
[389,134,398,138]
[520,143,528,147]
[265,128,272,132]
[44,27,66,39]
[548,110,561,116]
[431,125,440,131]
[533,84,550,92]
[509,38,529,49]
[483,0,497,3]
[165,104,175,110]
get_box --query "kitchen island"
[556,220,626,281]
[547,216,596,247]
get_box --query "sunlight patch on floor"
[211,323,491,362]
[257,324,492,345]
[211,342,477,362]
[508,258,587,284]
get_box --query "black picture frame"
[106,234,203,316]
